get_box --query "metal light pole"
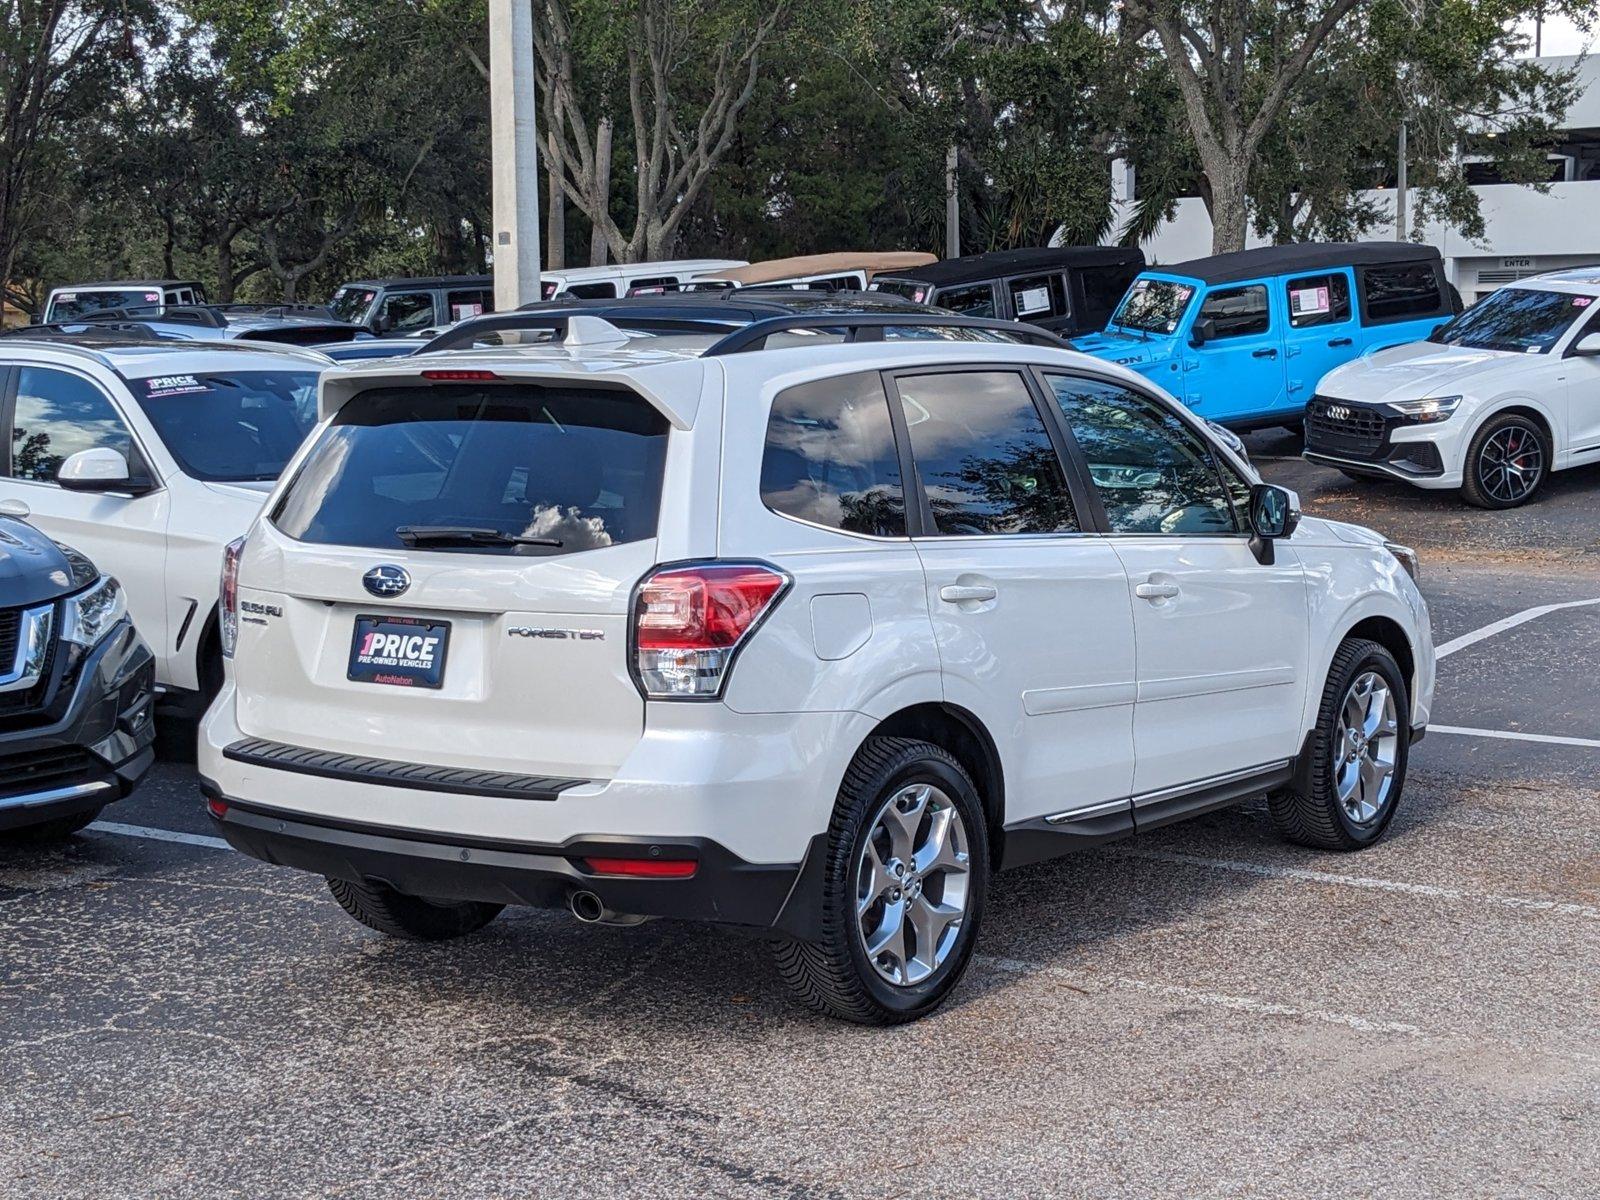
[489,0,542,311]
[1395,119,1408,240]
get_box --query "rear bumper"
[202,789,825,937]
[0,621,157,832]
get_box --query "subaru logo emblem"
[363,565,410,598]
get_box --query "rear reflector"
[206,797,229,819]
[582,856,698,879]
[421,369,501,381]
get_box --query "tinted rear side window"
[761,372,905,537]
[1198,284,1270,338]
[272,384,668,555]
[1361,262,1443,322]
[895,371,1077,536]
[1286,272,1352,328]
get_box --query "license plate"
[348,614,450,689]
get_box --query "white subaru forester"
[201,313,1435,1024]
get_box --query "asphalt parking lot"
[3,441,1598,1200]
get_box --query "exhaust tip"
[569,890,605,923]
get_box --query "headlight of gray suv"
[1388,396,1461,423]
[61,575,128,649]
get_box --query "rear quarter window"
[760,372,906,537]
[272,383,668,555]
[1360,262,1445,323]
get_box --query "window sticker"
[57,292,77,301]
[450,302,484,321]
[144,292,161,303]
[140,374,210,399]
[1290,286,1331,317]
[1573,296,1593,308]
[1015,286,1051,315]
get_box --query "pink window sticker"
[1572,295,1593,307]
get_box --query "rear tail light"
[219,536,245,658]
[631,562,789,699]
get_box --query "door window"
[1285,273,1352,328]
[1197,284,1270,339]
[1006,274,1068,321]
[760,372,905,537]
[1360,262,1443,322]
[932,283,998,318]
[895,371,1076,536]
[445,289,491,322]
[564,282,617,299]
[377,291,436,332]
[9,368,140,484]
[1044,374,1237,535]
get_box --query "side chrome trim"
[1131,760,1292,809]
[0,603,54,694]
[1042,759,1293,825]
[0,779,113,812]
[1044,797,1131,825]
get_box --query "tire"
[326,877,504,940]
[1460,412,1549,509]
[1268,638,1409,851]
[772,737,989,1025]
[0,805,104,844]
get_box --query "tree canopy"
[0,0,1589,312]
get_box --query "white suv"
[1305,270,1600,507]
[201,314,1435,1024]
[0,336,327,700]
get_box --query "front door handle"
[0,498,30,519]
[939,584,998,604]
[1134,582,1180,601]
[1252,348,1279,359]
[1328,337,1353,347]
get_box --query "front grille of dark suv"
[0,745,99,798]
[0,602,63,729]
[1306,397,1389,457]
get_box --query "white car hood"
[1318,342,1529,404]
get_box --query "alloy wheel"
[1477,425,1544,504]
[1334,670,1400,824]
[855,783,971,986]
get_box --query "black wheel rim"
[1477,425,1543,503]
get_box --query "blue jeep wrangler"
[1073,242,1461,428]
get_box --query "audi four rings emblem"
[1326,405,1351,422]
[363,565,411,597]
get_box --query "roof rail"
[417,311,747,353]
[701,313,1073,355]
[0,320,163,342]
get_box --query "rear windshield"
[868,278,928,303]
[48,288,162,320]
[132,370,321,482]
[1435,287,1592,355]
[271,384,669,556]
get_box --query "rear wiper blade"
[395,525,563,548]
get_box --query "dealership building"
[1116,55,1600,302]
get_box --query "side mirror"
[1571,332,1600,358]
[1247,483,1300,564]
[1189,317,1216,348]
[56,447,142,494]
[372,312,394,335]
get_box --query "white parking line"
[87,821,230,851]
[1118,848,1600,919]
[980,956,1425,1035]
[1429,724,1600,750]
[1434,596,1600,659]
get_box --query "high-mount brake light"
[421,369,501,381]
[219,536,245,659]
[631,562,789,699]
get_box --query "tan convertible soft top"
[698,252,937,287]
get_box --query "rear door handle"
[1134,582,1180,601]
[940,584,998,604]
[1328,337,1353,347]
[1252,348,1279,359]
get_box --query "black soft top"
[877,246,1145,288]
[338,275,492,291]
[1163,242,1442,286]
[55,280,203,291]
